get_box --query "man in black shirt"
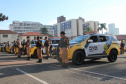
[22,39,26,54]
[7,41,10,53]
[36,36,43,63]
[44,37,50,59]
[121,40,125,54]
[26,36,31,60]
[59,31,69,68]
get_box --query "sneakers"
[37,59,42,63]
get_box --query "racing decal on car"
[89,46,98,52]
[104,44,108,52]
[104,42,111,52]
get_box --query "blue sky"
[0,0,126,34]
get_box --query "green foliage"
[83,26,93,34]
[0,13,8,22]
[40,27,48,35]
[97,23,107,34]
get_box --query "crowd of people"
[2,31,70,68]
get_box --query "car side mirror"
[88,40,93,43]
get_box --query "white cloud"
[48,20,57,25]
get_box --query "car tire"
[72,51,85,65]
[56,46,62,63]
[107,50,117,62]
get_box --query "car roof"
[88,33,112,36]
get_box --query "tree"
[83,26,93,34]
[97,23,107,34]
[40,27,48,35]
[0,13,8,22]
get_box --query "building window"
[3,34,8,38]
[34,36,37,39]
[40,37,42,39]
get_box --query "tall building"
[9,21,43,35]
[57,16,66,23]
[108,23,119,35]
[61,19,77,37]
[53,17,98,37]
[83,21,99,32]
[115,28,119,35]
[43,25,54,36]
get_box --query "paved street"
[0,52,126,84]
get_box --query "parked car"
[57,33,121,65]
[49,38,60,57]
[30,40,45,58]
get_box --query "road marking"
[49,64,126,81]
[16,68,49,84]
[72,68,126,81]
[48,65,101,80]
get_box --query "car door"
[86,35,101,56]
[98,36,109,54]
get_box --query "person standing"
[26,36,31,60]
[44,37,50,59]
[59,31,69,68]
[13,40,16,54]
[7,41,10,53]
[36,36,43,63]
[121,40,125,54]
[17,39,21,58]
[22,39,26,54]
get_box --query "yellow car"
[30,40,45,58]
[57,34,121,65]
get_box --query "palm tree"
[97,23,107,34]
[83,26,93,34]
[40,27,48,35]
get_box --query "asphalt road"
[0,52,126,84]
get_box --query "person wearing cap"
[36,36,43,63]
[59,31,69,68]
[17,39,21,58]
[44,37,50,59]
[26,36,31,60]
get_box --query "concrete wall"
[0,34,18,43]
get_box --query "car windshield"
[42,40,45,43]
[70,35,89,43]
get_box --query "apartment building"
[83,21,99,31]
[9,21,43,35]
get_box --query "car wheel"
[56,46,62,63]
[72,51,85,65]
[107,50,117,62]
